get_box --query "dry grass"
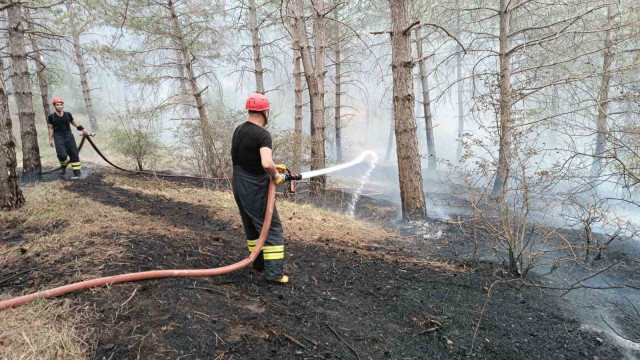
[0,172,461,358]
[0,179,197,280]
[104,173,395,244]
[0,299,92,360]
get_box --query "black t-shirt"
[231,121,272,175]
[47,112,74,134]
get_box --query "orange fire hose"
[0,181,276,311]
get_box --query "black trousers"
[232,166,284,279]
[53,132,81,171]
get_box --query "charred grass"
[0,172,626,359]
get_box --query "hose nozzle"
[284,169,302,182]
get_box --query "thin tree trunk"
[0,55,24,210]
[175,49,191,120]
[591,2,614,179]
[25,7,51,120]
[491,0,513,197]
[249,0,265,94]
[168,0,217,176]
[311,0,326,187]
[7,2,41,178]
[288,5,304,172]
[389,0,427,220]
[72,33,98,132]
[456,49,464,161]
[293,53,303,171]
[414,26,435,170]
[290,0,326,189]
[455,0,464,161]
[333,4,342,162]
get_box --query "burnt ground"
[2,171,629,359]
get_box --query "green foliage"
[110,127,160,171]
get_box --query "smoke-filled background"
[1,0,639,356]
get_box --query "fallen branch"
[600,315,639,344]
[326,322,360,360]
[283,333,307,350]
[184,285,228,297]
[469,280,501,355]
[120,287,137,308]
[0,269,32,286]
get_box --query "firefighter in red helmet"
[231,93,289,283]
[48,98,88,179]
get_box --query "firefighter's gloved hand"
[276,164,287,174]
[273,173,285,185]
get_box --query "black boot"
[59,167,66,179]
[71,169,81,180]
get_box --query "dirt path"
[2,173,623,359]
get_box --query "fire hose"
[0,180,277,310]
[1,134,306,310]
[1,135,373,310]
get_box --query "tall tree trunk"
[249,0,265,94]
[0,55,24,210]
[25,7,51,120]
[414,26,435,170]
[455,0,464,161]
[455,49,464,161]
[290,0,326,189]
[491,0,513,197]
[7,2,41,179]
[175,49,191,120]
[288,5,304,172]
[293,54,303,171]
[333,4,342,162]
[389,0,426,221]
[168,0,218,176]
[591,2,614,179]
[72,33,99,132]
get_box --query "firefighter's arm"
[260,147,284,184]
[48,124,54,147]
[70,119,88,136]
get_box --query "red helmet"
[245,93,270,111]
[52,97,64,105]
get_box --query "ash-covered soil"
[1,171,628,359]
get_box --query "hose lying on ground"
[5,137,378,310]
[0,181,276,310]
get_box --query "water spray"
[300,150,378,180]
[348,152,379,217]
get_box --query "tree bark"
[288,6,304,172]
[491,0,513,197]
[290,0,326,189]
[591,2,614,179]
[333,4,342,162]
[414,26,435,170]
[0,55,24,210]
[175,48,191,120]
[72,32,98,132]
[25,7,51,120]
[7,2,41,178]
[168,0,218,177]
[389,0,427,220]
[249,0,265,94]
